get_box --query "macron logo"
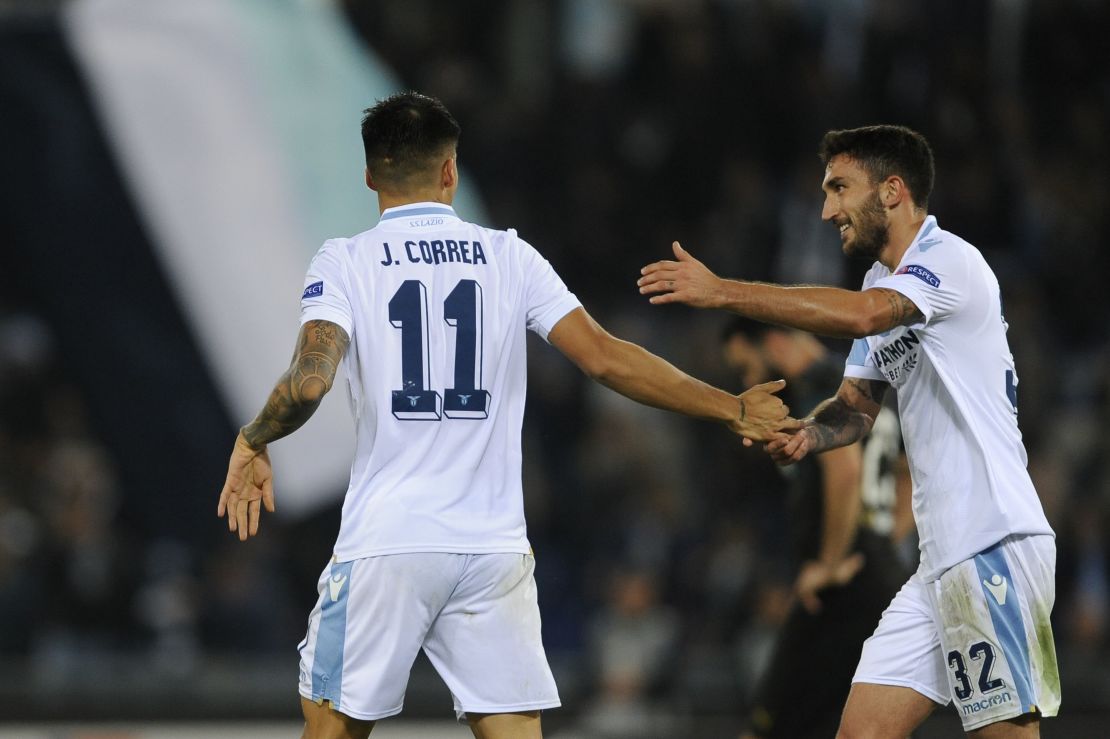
[328,573,348,602]
[302,281,324,299]
[983,574,1008,606]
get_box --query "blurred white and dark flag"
[1,0,483,521]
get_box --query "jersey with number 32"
[844,216,1052,581]
[300,202,581,560]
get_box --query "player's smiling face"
[821,154,889,262]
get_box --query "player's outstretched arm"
[547,307,803,441]
[637,242,922,339]
[765,376,886,466]
[217,319,350,541]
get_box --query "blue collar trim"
[918,216,937,240]
[379,203,457,221]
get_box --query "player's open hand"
[638,241,722,308]
[795,554,866,613]
[217,431,275,541]
[763,425,817,466]
[731,379,805,442]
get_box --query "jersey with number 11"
[300,202,581,560]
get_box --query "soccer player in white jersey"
[216,92,800,739]
[638,125,1060,737]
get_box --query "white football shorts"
[297,552,560,721]
[853,533,1061,731]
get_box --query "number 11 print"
[389,279,490,421]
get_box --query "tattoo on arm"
[843,377,887,406]
[803,377,884,454]
[805,398,870,453]
[875,288,924,329]
[242,320,350,448]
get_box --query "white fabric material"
[854,535,1060,730]
[843,216,1052,581]
[301,203,580,559]
[298,553,560,719]
[859,405,903,536]
[851,571,950,706]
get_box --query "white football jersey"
[844,216,1052,581]
[300,202,581,560]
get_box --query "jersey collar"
[912,215,938,246]
[894,215,939,270]
[378,202,459,222]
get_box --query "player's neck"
[376,190,455,215]
[879,211,928,270]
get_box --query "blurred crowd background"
[2,0,1109,734]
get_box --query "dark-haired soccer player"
[640,125,1060,737]
[722,318,909,739]
[216,91,799,739]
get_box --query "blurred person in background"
[640,125,1060,737]
[0,310,141,666]
[722,318,910,739]
[216,91,798,739]
[580,566,681,737]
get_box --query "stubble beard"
[843,191,889,262]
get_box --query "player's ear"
[882,176,905,207]
[365,167,378,192]
[441,155,458,190]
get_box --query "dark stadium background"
[1,1,1108,736]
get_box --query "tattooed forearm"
[242,320,350,449]
[843,377,887,406]
[803,397,873,454]
[242,354,334,446]
[242,375,313,449]
[875,288,923,329]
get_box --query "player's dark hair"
[720,316,775,344]
[361,92,461,191]
[818,125,935,209]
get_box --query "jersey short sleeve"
[300,239,354,336]
[516,233,581,341]
[870,243,967,326]
[844,337,885,381]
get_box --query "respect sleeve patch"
[896,264,940,288]
[302,280,324,299]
